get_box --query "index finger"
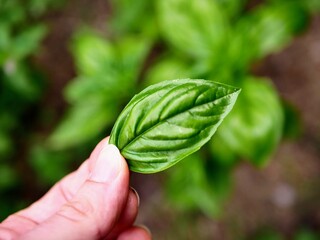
[0,137,109,235]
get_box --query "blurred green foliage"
[0,0,65,220]
[250,227,320,240]
[49,32,151,149]
[49,0,318,217]
[0,0,46,160]
[0,0,319,222]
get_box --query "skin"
[0,137,152,240]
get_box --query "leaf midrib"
[122,90,238,152]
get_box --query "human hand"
[0,137,151,240]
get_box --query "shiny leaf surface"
[110,79,240,173]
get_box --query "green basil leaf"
[166,151,232,217]
[71,32,115,76]
[214,0,248,20]
[49,100,117,149]
[144,56,193,87]
[231,1,308,66]
[109,79,240,173]
[157,0,229,59]
[70,33,150,101]
[110,0,156,36]
[12,24,47,60]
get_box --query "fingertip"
[89,143,127,184]
[103,144,122,162]
[88,136,111,169]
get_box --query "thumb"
[21,144,130,240]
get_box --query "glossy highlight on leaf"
[109,79,240,173]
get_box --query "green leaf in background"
[28,0,65,16]
[11,24,47,60]
[144,56,193,87]
[29,145,71,185]
[210,77,283,166]
[71,32,115,76]
[0,1,25,26]
[50,32,151,149]
[72,32,150,79]
[214,0,248,20]
[0,24,11,64]
[230,1,309,70]
[208,125,238,165]
[166,152,232,217]
[49,100,117,149]
[109,79,240,173]
[70,32,150,98]
[254,1,308,56]
[144,55,216,88]
[110,0,156,36]
[2,63,43,101]
[115,35,152,89]
[166,153,206,212]
[157,0,229,59]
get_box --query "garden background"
[0,0,320,239]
